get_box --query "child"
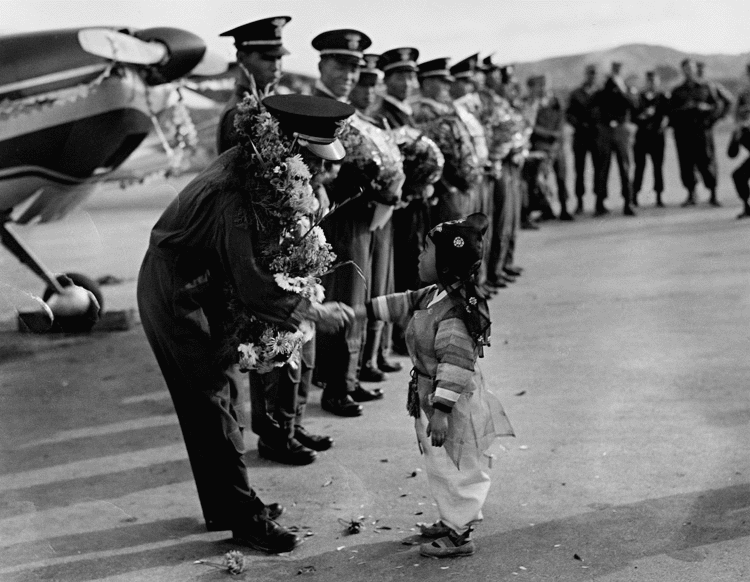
[363,213,515,558]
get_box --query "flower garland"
[220,92,337,373]
[391,125,445,202]
[0,63,114,120]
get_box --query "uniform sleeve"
[368,287,429,326]
[216,107,239,156]
[432,315,477,413]
[222,210,310,331]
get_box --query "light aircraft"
[0,26,227,330]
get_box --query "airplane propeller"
[78,28,168,66]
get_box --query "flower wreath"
[219,91,341,373]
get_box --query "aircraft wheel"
[42,273,104,333]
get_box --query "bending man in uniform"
[137,95,355,554]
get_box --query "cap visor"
[303,139,346,161]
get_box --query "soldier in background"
[351,55,403,382]
[450,54,498,297]
[215,17,331,466]
[413,58,481,225]
[669,58,722,207]
[376,47,428,355]
[525,74,572,221]
[312,29,397,416]
[217,17,291,155]
[696,61,734,121]
[632,70,669,207]
[729,63,750,219]
[480,56,523,289]
[591,61,637,216]
[566,64,599,214]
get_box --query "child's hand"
[426,410,449,447]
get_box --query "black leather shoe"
[232,515,301,554]
[709,197,722,207]
[504,266,523,277]
[258,438,317,465]
[623,204,636,216]
[359,363,385,383]
[262,503,284,521]
[377,357,403,373]
[520,220,539,230]
[486,279,508,289]
[559,211,574,221]
[321,395,363,416]
[681,196,696,207]
[351,385,384,402]
[294,426,334,451]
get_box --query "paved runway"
[1,141,750,580]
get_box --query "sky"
[2,0,749,76]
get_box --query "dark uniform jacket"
[566,84,598,133]
[634,89,669,134]
[379,94,415,129]
[216,83,251,155]
[592,77,636,125]
[669,79,721,129]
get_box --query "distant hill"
[513,43,750,92]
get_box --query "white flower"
[237,343,259,369]
[285,154,312,181]
[453,236,464,248]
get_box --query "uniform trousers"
[672,125,718,192]
[572,129,597,200]
[593,123,633,206]
[249,338,315,440]
[474,174,494,286]
[316,198,373,397]
[391,200,430,352]
[362,218,395,367]
[732,156,750,203]
[487,160,522,283]
[632,129,665,196]
[138,249,265,531]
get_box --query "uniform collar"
[383,93,413,116]
[315,79,350,103]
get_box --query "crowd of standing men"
[213,18,750,471]
[564,58,750,219]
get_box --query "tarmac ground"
[1,131,750,581]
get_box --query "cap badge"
[345,33,361,51]
[399,48,412,62]
[453,237,464,248]
[271,18,287,38]
[365,55,379,70]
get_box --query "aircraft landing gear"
[1,217,102,333]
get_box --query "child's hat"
[428,213,488,282]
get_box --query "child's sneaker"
[419,529,475,558]
[418,520,452,538]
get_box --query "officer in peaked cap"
[250,95,359,459]
[312,29,372,101]
[217,16,292,154]
[450,53,479,99]
[311,28,390,416]
[418,57,455,82]
[378,47,420,128]
[350,53,383,115]
[138,94,357,552]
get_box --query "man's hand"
[426,410,450,447]
[308,302,355,333]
